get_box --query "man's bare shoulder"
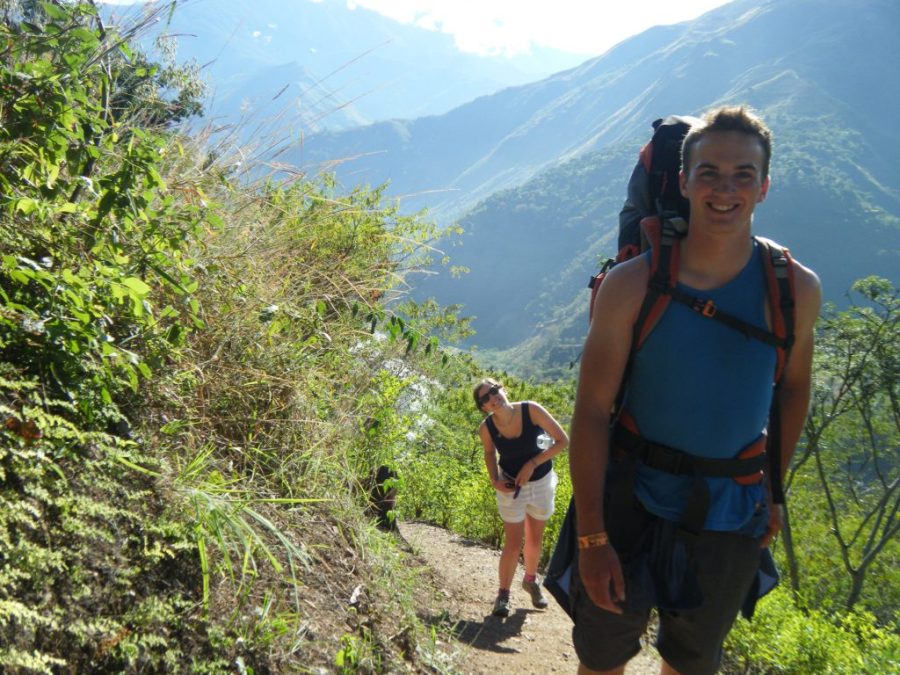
[597,255,650,301]
[588,254,650,335]
[790,257,822,326]
[791,258,821,295]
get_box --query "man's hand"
[759,502,784,548]
[579,545,626,613]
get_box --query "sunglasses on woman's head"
[477,385,501,406]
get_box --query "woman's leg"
[522,514,547,577]
[499,520,525,589]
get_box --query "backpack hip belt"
[609,410,767,536]
[612,422,767,483]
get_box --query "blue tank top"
[625,242,774,531]
[485,402,552,481]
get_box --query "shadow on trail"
[424,608,543,654]
[453,537,501,549]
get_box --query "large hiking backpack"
[545,115,797,619]
[587,114,700,322]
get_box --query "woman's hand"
[515,457,538,486]
[491,477,517,494]
[579,544,625,614]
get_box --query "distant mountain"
[297,0,900,375]
[100,0,587,132]
[455,114,900,378]
[298,0,900,218]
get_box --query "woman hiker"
[475,378,569,617]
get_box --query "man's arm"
[761,261,821,546]
[570,257,647,613]
[778,262,821,470]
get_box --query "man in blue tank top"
[568,106,821,675]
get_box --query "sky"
[103,0,734,57]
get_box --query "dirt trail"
[399,521,661,675]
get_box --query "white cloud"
[101,0,733,57]
[349,0,732,56]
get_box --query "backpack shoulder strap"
[611,215,680,416]
[645,237,793,352]
[754,236,797,382]
[631,215,681,350]
[753,236,797,506]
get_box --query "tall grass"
[0,2,465,669]
[132,124,464,668]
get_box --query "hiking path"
[399,521,662,674]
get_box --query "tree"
[782,277,899,613]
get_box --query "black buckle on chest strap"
[693,298,717,318]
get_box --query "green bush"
[725,586,900,674]
[448,472,504,545]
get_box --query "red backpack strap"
[631,216,681,350]
[755,236,797,505]
[755,236,796,383]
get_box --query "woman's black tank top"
[485,402,552,481]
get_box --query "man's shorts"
[571,527,760,675]
[495,470,557,523]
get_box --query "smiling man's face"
[680,130,770,235]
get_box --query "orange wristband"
[577,532,610,549]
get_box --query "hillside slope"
[295,0,900,363]
[298,0,898,220]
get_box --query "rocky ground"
[399,521,661,674]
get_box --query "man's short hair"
[682,105,773,179]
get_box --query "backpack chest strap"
[652,282,792,349]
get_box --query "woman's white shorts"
[495,470,558,523]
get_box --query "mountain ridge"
[297,0,899,221]
[112,0,900,374]
[101,0,587,131]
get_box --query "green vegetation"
[1,3,896,673]
[783,277,900,616]
[721,278,898,675]
[0,2,461,671]
[726,587,899,674]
